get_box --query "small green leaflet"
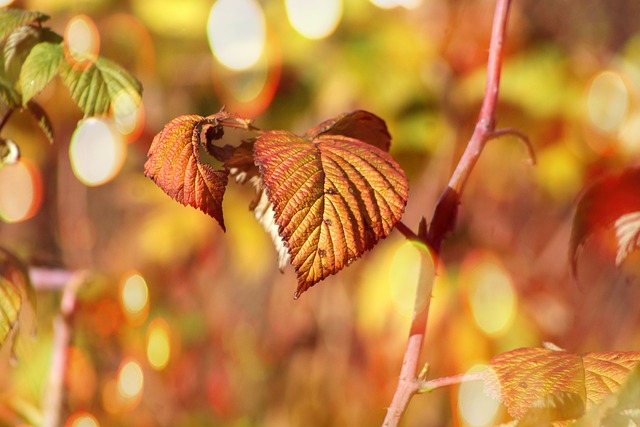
[60,55,142,117]
[19,41,63,104]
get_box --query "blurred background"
[0,0,639,425]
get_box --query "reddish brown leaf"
[484,346,640,422]
[144,114,229,230]
[570,167,640,277]
[303,110,391,152]
[254,129,408,297]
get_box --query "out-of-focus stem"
[41,271,86,427]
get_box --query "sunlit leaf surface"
[60,55,142,117]
[144,114,229,230]
[485,347,640,421]
[19,41,63,104]
[254,127,408,296]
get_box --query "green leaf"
[0,9,49,42]
[254,127,408,297]
[25,100,54,143]
[0,73,19,107]
[144,114,230,230]
[4,24,40,76]
[0,248,36,353]
[60,55,142,117]
[570,167,640,277]
[484,346,640,422]
[19,41,63,104]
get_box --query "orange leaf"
[254,129,408,297]
[144,114,229,230]
[485,346,640,422]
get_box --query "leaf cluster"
[0,8,142,147]
[144,109,409,297]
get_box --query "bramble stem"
[382,1,513,425]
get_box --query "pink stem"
[382,1,512,425]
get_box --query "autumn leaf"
[0,248,36,353]
[570,167,640,277]
[145,111,259,230]
[144,114,230,230]
[303,110,391,152]
[484,346,640,422]
[254,127,408,297]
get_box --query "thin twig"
[418,371,486,393]
[382,1,513,425]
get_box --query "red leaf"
[570,166,640,277]
[144,114,229,230]
[254,128,408,297]
[303,110,391,152]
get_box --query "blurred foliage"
[0,0,640,426]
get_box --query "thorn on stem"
[489,128,536,165]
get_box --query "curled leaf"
[254,127,408,297]
[570,167,640,277]
[144,114,229,230]
[145,111,259,230]
[485,347,640,422]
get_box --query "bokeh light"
[211,37,282,117]
[458,365,500,427]
[112,90,145,142]
[117,359,144,400]
[285,0,343,40]
[461,251,517,337]
[0,159,43,222]
[65,411,99,427]
[207,0,266,71]
[146,318,171,370]
[64,15,100,69]
[69,118,126,187]
[120,272,149,325]
[389,240,434,317]
[370,0,422,9]
[587,71,629,134]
